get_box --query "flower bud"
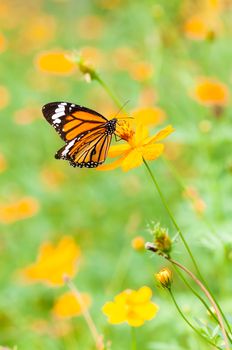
[150,223,172,255]
[131,236,145,252]
[67,52,97,82]
[155,268,172,290]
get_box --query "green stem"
[143,159,232,336]
[131,327,137,350]
[168,258,230,350]
[64,277,104,350]
[169,289,222,350]
[93,72,123,110]
[143,158,201,277]
[162,157,232,336]
[173,265,232,344]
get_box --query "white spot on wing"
[62,139,76,156]
[55,107,65,113]
[53,118,61,124]
[52,112,65,119]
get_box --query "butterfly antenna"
[114,100,130,118]
[114,100,134,122]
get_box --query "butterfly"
[42,102,117,168]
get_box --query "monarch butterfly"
[42,102,117,168]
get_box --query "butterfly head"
[106,118,117,135]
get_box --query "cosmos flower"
[98,121,174,171]
[0,196,39,224]
[36,51,76,75]
[102,286,159,327]
[53,291,92,318]
[21,236,81,286]
[193,77,229,107]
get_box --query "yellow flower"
[131,236,145,251]
[0,32,7,53]
[193,77,229,107]
[0,196,39,224]
[0,85,10,110]
[53,292,92,318]
[98,121,174,171]
[129,61,154,81]
[0,152,7,173]
[102,286,159,327]
[76,15,104,40]
[36,51,76,75]
[21,236,81,286]
[155,268,172,289]
[184,15,210,40]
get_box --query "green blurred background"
[0,0,232,349]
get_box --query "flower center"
[116,120,135,142]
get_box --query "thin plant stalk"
[168,258,230,350]
[93,72,123,111]
[131,327,137,350]
[162,157,232,335]
[65,277,104,350]
[173,265,232,344]
[143,158,232,336]
[90,73,231,344]
[143,158,201,277]
[169,289,222,350]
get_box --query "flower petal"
[121,149,143,171]
[108,144,131,158]
[145,125,174,144]
[132,107,166,127]
[96,156,125,171]
[127,315,145,327]
[131,286,152,303]
[142,143,164,160]
[102,302,127,324]
[133,302,159,321]
[53,292,92,318]
[134,124,149,145]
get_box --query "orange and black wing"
[42,102,116,168]
[56,127,113,168]
[42,102,108,142]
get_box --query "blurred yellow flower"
[0,197,39,224]
[193,78,229,106]
[76,15,104,40]
[102,286,159,327]
[53,292,92,318]
[132,107,166,127]
[0,153,7,173]
[183,186,206,215]
[21,236,81,286]
[98,121,174,171]
[155,268,172,289]
[0,32,7,53]
[14,107,40,125]
[184,16,210,40]
[40,165,66,190]
[130,61,154,81]
[0,85,10,110]
[24,15,56,46]
[30,318,73,338]
[36,51,76,75]
[131,236,145,251]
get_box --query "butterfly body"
[42,102,117,168]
